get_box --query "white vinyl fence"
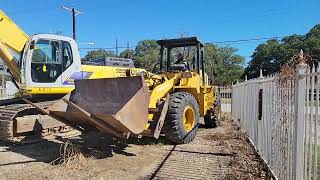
[217,86,232,113]
[0,80,18,100]
[0,74,17,100]
[232,61,320,180]
[0,87,16,100]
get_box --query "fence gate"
[217,86,232,113]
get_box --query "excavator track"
[0,101,71,143]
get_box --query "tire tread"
[163,92,200,144]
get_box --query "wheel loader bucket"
[48,76,150,136]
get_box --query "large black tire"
[204,109,218,128]
[163,92,200,144]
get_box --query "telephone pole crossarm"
[62,6,83,40]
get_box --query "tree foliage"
[119,49,135,58]
[133,40,160,71]
[245,24,320,78]
[205,43,245,85]
[81,49,116,61]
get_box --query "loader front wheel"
[163,92,200,144]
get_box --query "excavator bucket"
[48,76,150,137]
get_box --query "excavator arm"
[0,10,29,82]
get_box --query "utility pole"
[116,37,119,57]
[72,8,76,40]
[127,41,130,58]
[62,6,82,41]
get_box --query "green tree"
[119,49,135,58]
[305,25,320,60]
[205,43,245,85]
[81,49,116,62]
[134,40,160,71]
[245,24,320,78]
[245,39,284,78]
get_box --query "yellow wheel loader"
[29,37,220,144]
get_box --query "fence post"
[294,62,307,180]
[256,69,264,151]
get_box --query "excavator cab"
[20,34,82,94]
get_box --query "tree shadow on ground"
[0,132,142,166]
[0,139,62,165]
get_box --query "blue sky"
[1,0,319,64]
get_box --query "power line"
[213,40,275,45]
[79,46,136,50]
[79,36,285,51]
[210,36,284,44]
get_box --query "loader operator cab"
[157,37,206,84]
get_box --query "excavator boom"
[0,10,29,81]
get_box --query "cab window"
[62,41,73,70]
[31,40,61,63]
[31,40,62,83]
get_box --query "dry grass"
[220,113,233,121]
[51,141,87,169]
[202,116,268,179]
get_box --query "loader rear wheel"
[204,109,218,128]
[163,92,200,144]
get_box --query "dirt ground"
[0,118,269,180]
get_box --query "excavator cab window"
[62,41,73,70]
[31,39,62,83]
[30,39,73,83]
